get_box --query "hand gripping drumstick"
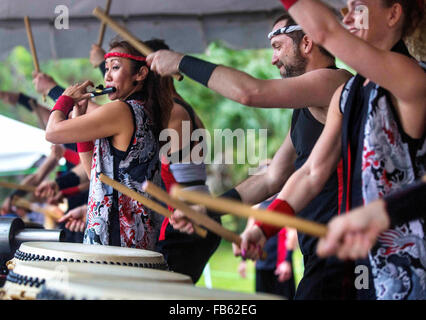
[143,181,267,259]
[0,180,36,193]
[97,0,112,47]
[98,174,207,238]
[24,16,46,102]
[170,185,328,238]
[11,196,63,221]
[92,7,184,81]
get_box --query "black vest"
[290,108,339,256]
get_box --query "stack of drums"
[1,242,189,300]
[1,242,284,300]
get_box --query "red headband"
[104,52,146,61]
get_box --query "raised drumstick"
[24,16,46,102]
[170,185,328,238]
[92,6,183,81]
[99,174,207,238]
[143,181,267,259]
[97,0,112,47]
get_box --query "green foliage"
[0,46,105,127]
[175,41,292,192]
[197,239,304,295]
[0,42,293,233]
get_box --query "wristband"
[48,85,65,102]
[385,181,426,227]
[61,186,80,197]
[51,95,74,116]
[77,141,94,153]
[220,188,242,201]
[55,171,80,190]
[178,55,218,87]
[255,199,295,238]
[10,189,27,199]
[276,228,287,265]
[63,149,80,166]
[17,93,36,112]
[280,0,299,10]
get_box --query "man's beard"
[278,49,308,79]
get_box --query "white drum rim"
[15,242,167,269]
[8,261,192,285]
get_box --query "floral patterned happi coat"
[83,98,163,250]
[340,59,426,300]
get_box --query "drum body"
[1,241,169,300]
[1,260,192,300]
[10,242,168,269]
[36,277,285,300]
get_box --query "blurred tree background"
[0,41,293,235]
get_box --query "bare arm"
[32,145,64,184]
[148,50,351,109]
[32,103,51,128]
[71,163,90,184]
[236,130,297,205]
[276,84,344,213]
[166,102,193,155]
[46,101,133,145]
[45,81,133,178]
[288,0,426,137]
[78,151,93,180]
[18,144,64,189]
[32,71,101,116]
[208,66,350,109]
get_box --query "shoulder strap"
[173,98,199,131]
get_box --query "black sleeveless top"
[290,108,339,256]
[169,98,200,164]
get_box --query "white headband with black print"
[267,25,303,40]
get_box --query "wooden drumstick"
[12,196,63,221]
[143,181,267,259]
[0,180,36,193]
[170,185,328,238]
[24,16,46,102]
[92,7,184,81]
[97,0,112,47]
[99,174,207,238]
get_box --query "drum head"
[14,242,167,269]
[37,277,285,300]
[10,261,191,285]
[2,260,192,300]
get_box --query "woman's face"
[342,0,395,45]
[104,47,146,100]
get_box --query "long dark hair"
[108,38,173,140]
[381,0,424,37]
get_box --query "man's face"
[270,19,307,78]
